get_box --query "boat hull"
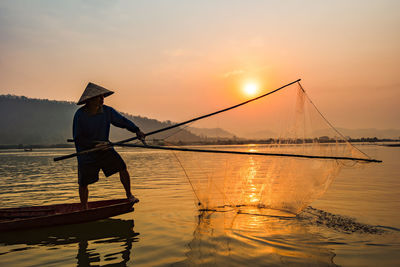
[0,199,135,232]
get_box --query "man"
[73,82,145,209]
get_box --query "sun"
[243,83,259,97]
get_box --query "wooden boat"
[0,199,135,232]
[382,143,400,147]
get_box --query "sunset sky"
[0,0,399,131]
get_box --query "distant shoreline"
[1,138,399,150]
[0,144,75,150]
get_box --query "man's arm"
[108,107,145,140]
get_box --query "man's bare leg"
[120,168,139,203]
[79,185,89,210]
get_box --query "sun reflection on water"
[183,210,336,266]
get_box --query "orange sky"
[0,1,399,131]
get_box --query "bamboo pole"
[54,79,301,162]
[116,143,382,163]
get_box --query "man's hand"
[95,141,111,150]
[136,130,146,144]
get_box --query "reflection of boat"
[0,199,135,231]
[0,218,137,246]
[0,218,139,266]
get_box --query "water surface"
[0,145,399,266]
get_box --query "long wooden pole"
[116,143,382,163]
[54,79,300,162]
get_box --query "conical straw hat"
[77,82,114,105]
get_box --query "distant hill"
[187,127,236,138]
[245,127,400,140]
[244,129,278,139]
[0,95,201,145]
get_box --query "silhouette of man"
[73,82,145,209]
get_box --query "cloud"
[223,69,245,78]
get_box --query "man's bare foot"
[127,195,139,204]
[81,203,88,210]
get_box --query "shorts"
[78,149,126,186]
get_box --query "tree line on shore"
[0,94,200,146]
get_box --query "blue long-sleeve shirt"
[73,105,140,164]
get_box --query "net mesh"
[150,82,372,214]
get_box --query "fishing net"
[140,82,374,214]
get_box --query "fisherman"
[73,82,145,209]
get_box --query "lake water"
[0,145,399,266]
